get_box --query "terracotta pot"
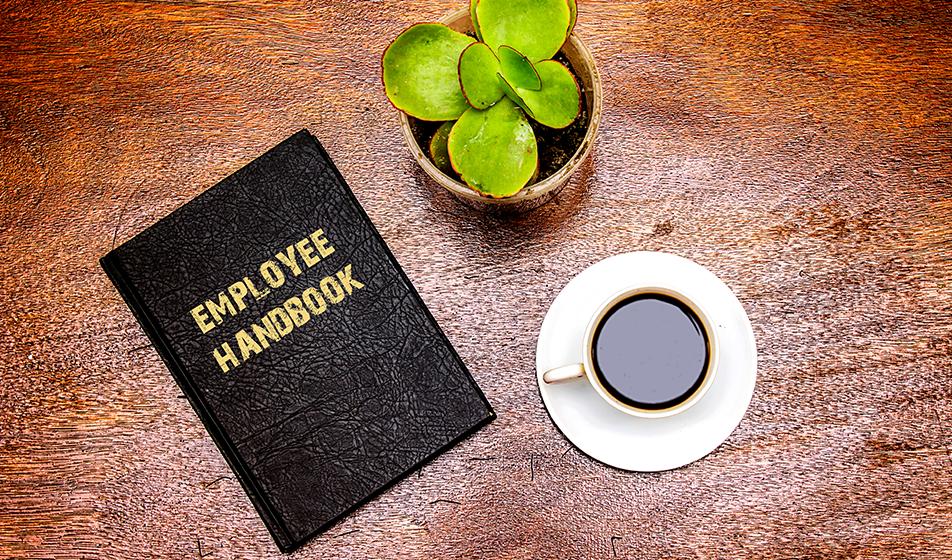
[399,8,603,213]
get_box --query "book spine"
[99,253,295,552]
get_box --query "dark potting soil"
[408,50,590,188]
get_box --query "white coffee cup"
[542,286,719,418]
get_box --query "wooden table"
[2,1,950,558]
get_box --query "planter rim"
[398,8,602,206]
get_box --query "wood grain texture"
[1,1,950,558]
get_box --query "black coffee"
[592,293,710,410]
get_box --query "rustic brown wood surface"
[1,0,950,558]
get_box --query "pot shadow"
[409,152,597,260]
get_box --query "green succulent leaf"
[448,97,538,197]
[497,72,528,109]
[497,45,541,91]
[429,121,455,176]
[499,60,580,129]
[382,23,475,121]
[475,0,571,62]
[470,0,483,40]
[567,0,577,38]
[458,42,504,110]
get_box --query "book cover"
[100,130,495,552]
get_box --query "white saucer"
[536,252,757,471]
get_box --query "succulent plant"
[383,0,581,198]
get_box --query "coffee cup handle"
[542,363,586,384]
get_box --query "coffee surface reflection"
[592,293,710,411]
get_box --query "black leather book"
[101,130,494,552]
